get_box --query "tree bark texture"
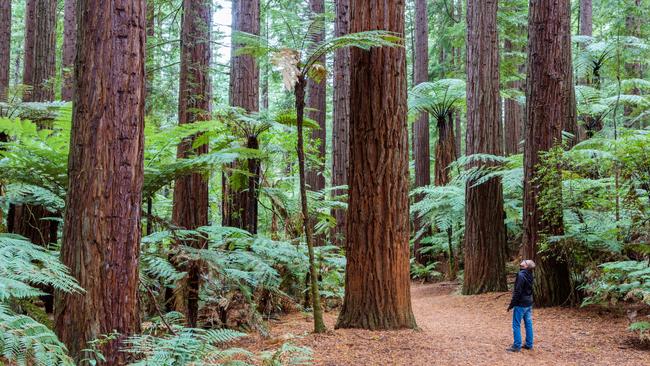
[172,0,212,328]
[61,0,76,100]
[336,0,417,330]
[434,114,457,186]
[331,0,350,247]
[523,0,572,307]
[563,0,577,147]
[577,0,593,141]
[0,0,9,101]
[306,0,326,246]
[412,0,431,264]
[462,0,507,295]
[25,0,56,102]
[223,0,260,234]
[21,0,36,93]
[579,0,592,37]
[54,0,146,363]
[503,40,523,155]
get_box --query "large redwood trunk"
[0,0,9,101]
[434,114,457,186]
[223,0,260,234]
[412,0,431,264]
[61,0,76,100]
[171,0,212,328]
[306,0,326,246]
[462,0,507,295]
[523,0,572,307]
[503,40,523,156]
[54,0,146,363]
[563,0,577,147]
[336,0,416,330]
[331,0,350,247]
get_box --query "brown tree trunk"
[462,0,507,295]
[434,114,457,186]
[577,0,593,141]
[306,0,326,246]
[26,0,56,102]
[563,0,577,147]
[412,0,431,264]
[61,0,76,100]
[336,0,416,330]
[503,40,523,155]
[0,0,9,101]
[331,0,350,247]
[54,0,146,363]
[11,0,58,248]
[171,0,212,328]
[223,0,260,234]
[523,0,572,307]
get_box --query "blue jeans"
[512,306,533,349]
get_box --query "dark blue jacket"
[509,269,534,308]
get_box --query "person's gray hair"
[523,259,536,269]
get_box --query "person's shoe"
[506,346,521,352]
[523,345,533,350]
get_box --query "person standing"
[507,259,536,352]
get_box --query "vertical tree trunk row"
[462,0,507,295]
[61,0,76,101]
[172,0,212,327]
[223,0,260,234]
[503,39,524,156]
[337,0,416,330]
[412,0,430,264]
[55,1,146,363]
[523,0,572,307]
[331,0,350,247]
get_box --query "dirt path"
[239,282,649,365]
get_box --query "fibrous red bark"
[61,0,76,101]
[55,0,146,363]
[171,0,212,327]
[412,0,431,264]
[331,0,350,247]
[523,0,573,307]
[462,0,507,295]
[336,0,416,330]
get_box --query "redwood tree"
[223,0,261,234]
[331,0,350,247]
[306,0,326,246]
[336,0,416,330]
[54,0,146,362]
[27,0,56,102]
[61,0,76,100]
[503,40,523,156]
[412,0,431,264]
[463,0,507,295]
[0,0,9,101]
[523,0,573,307]
[171,0,212,327]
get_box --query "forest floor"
[238,281,650,366]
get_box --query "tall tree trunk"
[412,0,431,264]
[563,0,577,147]
[331,0,350,247]
[11,0,58,247]
[0,0,9,101]
[434,114,457,186]
[223,0,260,234]
[503,40,524,155]
[577,0,593,141]
[336,0,417,330]
[462,0,507,295]
[28,0,56,102]
[306,0,326,246]
[523,0,572,307]
[61,0,76,100]
[171,0,212,328]
[54,0,146,362]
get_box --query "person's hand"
[507,305,513,312]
